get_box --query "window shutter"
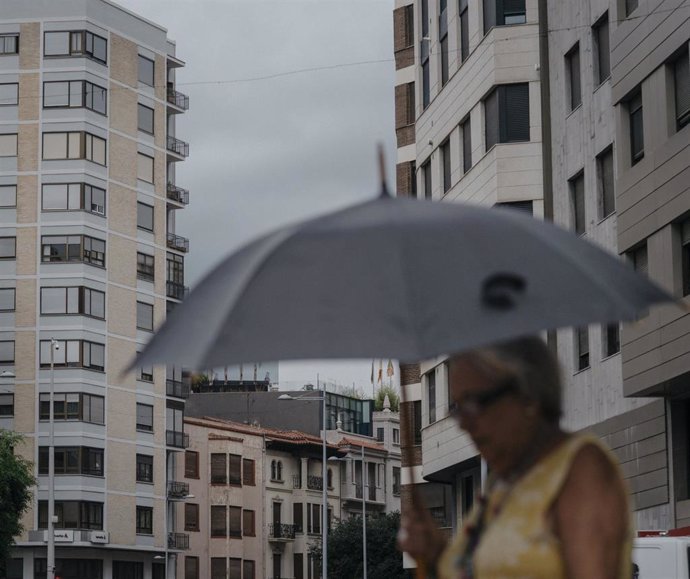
[462,118,472,172]
[485,88,499,150]
[501,84,530,142]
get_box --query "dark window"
[137,252,155,282]
[294,554,304,579]
[495,200,533,214]
[462,117,472,173]
[569,171,586,235]
[138,104,154,134]
[242,509,255,536]
[625,0,638,17]
[460,0,469,62]
[211,453,227,484]
[40,286,105,319]
[39,339,104,371]
[136,301,154,332]
[0,184,16,207]
[185,557,199,579]
[271,459,283,481]
[603,323,620,357]
[377,427,384,442]
[39,446,103,476]
[136,454,153,483]
[0,393,13,417]
[628,243,648,275]
[43,81,107,115]
[41,183,106,216]
[393,428,400,444]
[136,403,154,432]
[5,558,22,579]
[228,558,241,579]
[393,466,401,495]
[566,43,581,110]
[185,451,199,478]
[404,5,414,47]
[0,34,19,55]
[152,564,164,579]
[211,505,226,537]
[41,234,105,267]
[422,159,432,200]
[593,13,610,85]
[138,55,155,86]
[421,0,430,108]
[229,454,241,485]
[597,147,615,218]
[681,220,690,297]
[136,505,153,534]
[441,139,451,193]
[113,562,143,579]
[413,400,422,444]
[185,503,199,531]
[294,502,303,533]
[242,458,255,485]
[485,83,530,150]
[484,0,526,33]
[428,371,436,424]
[243,560,255,579]
[0,340,13,364]
[137,202,154,232]
[440,0,449,87]
[674,49,690,130]
[34,558,103,579]
[210,558,225,579]
[629,90,644,164]
[38,500,103,529]
[39,392,104,424]
[0,237,15,259]
[576,327,590,370]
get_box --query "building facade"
[0,1,190,577]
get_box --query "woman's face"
[448,356,540,478]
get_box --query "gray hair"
[454,335,562,424]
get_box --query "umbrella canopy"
[136,193,672,370]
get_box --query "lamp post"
[360,443,367,579]
[47,338,58,579]
[278,377,328,579]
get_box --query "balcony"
[167,378,191,399]
[166,430,189,449]
[167,480,190,499]
[167,135,189,158]
[167,183,189,206]
[268,523,297,541]
[168,532,189,550]
[166,281,188,301]
[167,88,189,111]
[167,232,189,253]
[307,475,323,491]
[292,475,302,489]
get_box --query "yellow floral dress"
[437,433,632,579]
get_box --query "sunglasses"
[449,379,518,419]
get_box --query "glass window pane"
[0,84,17,106]
[42,133,66,160]
[44,32,70,56]
[68,81,82,108]
[0,237,15,258]
[0,341,14,362]
[137,154,154,183]
[67,183,81,210]
[66,340,80,365]
[67,132,81,159]
[66,287,79,313]
[138,56,155,86]
[86,185,105,215]
[41,287,66,314]
[0,185,16,207]
[91,35,107,63]
[0,134,17,157]
[0,288,14,311]
[42,184,67,210]
[43,82,69,107]
[91,135,106,165]
[138,104,154,134]
[137,202,154,231]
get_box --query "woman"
[398,335,632,579]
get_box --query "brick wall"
[396,162,416,197]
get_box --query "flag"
[387,359,394,377]
[370,359,375,384]
[377,359,383,384]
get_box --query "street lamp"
[278,377,328,579]
[47,338,59,579]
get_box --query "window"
[462,117,472,173]
[41,235,105,267]
[229,506,242,537]
[40,286,105,319]
[593,13,610,85]
[210,558,225,579]
[566,43,581,111]
[137,103,155,134]
[136,506,153,534]
[136,403,154,432]
[228,559,241,579]
[185,450,199,478]
[4,558,21,579]
[136,301,154,332]
[0,83,18,106]
[603,323,620,357]
[184,557,199,579]
[294,554,304,579]
[674,49,689,130]
[0,237,15,259]
[328,467,334,489]
[681,220,690,296]
[0,185,16,207]
[185,503,199,531]
[38,500,103,529]
[485,83,530,150]
[39,339,104,371]
[422,159,432,200]
[495,200,533,214]
[0,340,14,363]
[42,131,106,165]
[627,243,648,276]
[421,0,430,109]
[576,327,590,370]
[393,427,400,444]
[377,427,384,442]
[484,0,526,33]
[137,355,153,382]
[43,81,107,115]
[211,453,227,484]
[393,466,401,495]
[307,503,321,534]
[43,30,107,64]
[569,171,585,235]
[39,446,103,476]
[629,90,644,164]
[440,139,451,193]
[0,34,19,55]
[42,183,106,216]
[596,147,615,218]
[228,454,241,485]
[136,454,153,483]
[428,371,436,424]
[242,458,255,485]
[243,561,255,579]
[625,0,638,17]
[138,55,155,86]
[137,153,154,183]
[413,400,422,444]
[459,0,469,63]
[440,0,449,87]
[294,502,303,533]
[137,252,155,282]
[0,394,14,417]
[137,202,154,232]
[40,392,104,424]
[0,134,17,157]
[211,505,226,537]
[35,559,103,579]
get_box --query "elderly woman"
[398,335,632,579]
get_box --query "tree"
[374,385,400,412]
[310,511,406,579]
[0,431,35,572]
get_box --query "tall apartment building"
[0,1,191,577]
[393,0,690,550]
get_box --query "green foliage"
[374,385,400,412]
[340,386,365,400]
[310,511,406,579]
[0,431,35,570]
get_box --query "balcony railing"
[167,135,189,158]
[292,475,302,489]
[167,379,191,399]
[166,281,188,301]
[307,475,323,491]
[167,232,189,253]
[166,430,189,449]
[168,532,189,550]
[167,481,190,499]
[268,523,297,540]
[167,88,189,110]
[166,183,189,205]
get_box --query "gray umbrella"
[135,192,672,370]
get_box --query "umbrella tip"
[377,143,390,197]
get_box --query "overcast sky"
[115,0,397,391]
